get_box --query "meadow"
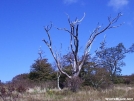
[0,84,133,101]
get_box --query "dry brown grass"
[0,84,134,101]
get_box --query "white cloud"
[63,0,78,4]
[108,0,129,10]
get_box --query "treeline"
[1,42,134,91]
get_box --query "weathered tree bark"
[57,72,61,90]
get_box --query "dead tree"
[43,13,122,79]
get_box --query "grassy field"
[0,84,134,101]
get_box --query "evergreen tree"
[29,51,54,81]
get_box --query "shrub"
[65,77,83,92]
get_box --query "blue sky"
[0,0,134,82]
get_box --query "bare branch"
[57,15,82,75]
[78,12,86,23]
[43,23,71,78]
[65,12,71,24]
[72,13,85,25]
[43,23,53,47]
[79,13,122,71]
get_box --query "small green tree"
[29,52,54,82]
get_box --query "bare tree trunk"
[57,72,61,90]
